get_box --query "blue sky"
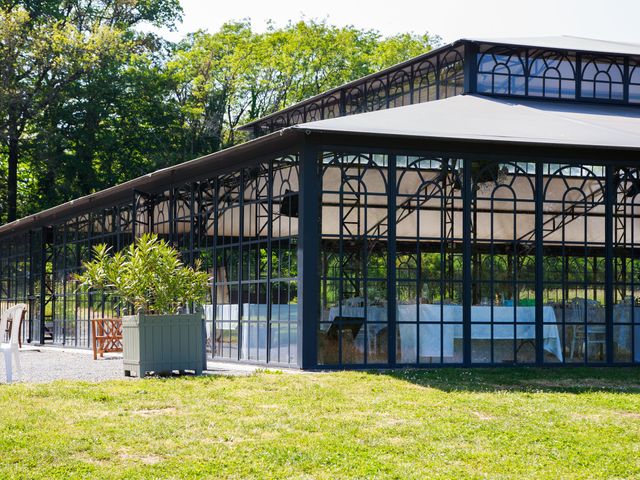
[155,0,640,45]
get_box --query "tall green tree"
[0,0,182,221]
[0,7,109,220]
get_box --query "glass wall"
[0,156,300,366]
[470,161,538,364]
[477,47,527,96]
[249,46,466,135]
[316,152,640,367]
[2,146,640,369]
[613,168,640,362]
[211,155,299,365]
[395,156,464,365]
[318,152,389,366]
[476,45,639,104]
[51,215,90,346]
[0,231,41,343]
[629,61,640,104]
[541,165,606,363]
[49,204,133,347]
[581,56,624,101]
[439,49,465,99]
[528,51,576,99]
[247,42,640,138]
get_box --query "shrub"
[74,233,209,315]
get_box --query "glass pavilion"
[2,36,640,368]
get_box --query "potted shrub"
[75,233,209,377]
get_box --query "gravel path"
[0,346,285,384]
[0,347,128,383]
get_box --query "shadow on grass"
[369,366,640,394]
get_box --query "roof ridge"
[558,34,640,47]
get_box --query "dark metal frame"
[244,45,466,136]
[298,133,640,369]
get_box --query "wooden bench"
[91,318,123,360]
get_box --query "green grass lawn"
[1,368,640,479]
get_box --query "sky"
[155,0,640,45]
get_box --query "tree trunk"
[7,134,18,222]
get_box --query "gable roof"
[294,94,640,150]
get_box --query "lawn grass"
[1,368,639,479]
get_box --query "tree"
[0,0,182,221]
[0,13,438,222]
[168,19,439,158]
[0,8,98,219]
[27,34,182,211]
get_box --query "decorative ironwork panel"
[412,60,437,103]
[395,156,464,365]
[528,50,576,99]
[630,62,640,104]
[613,168,640,363]
[470,161,537,364]
[477,47,527,96]
[542,164,607,363]
[581,56,625,101]
[211,155,300,365]
[438,48,465,99]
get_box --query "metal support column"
[387,154,397,366]
[266,162,274,364]
[211,178,220,360]
[462,160,472,365]
[298,143,320,369]
[27,230,34,343]
[237,170,245,361]
[463,43,478,94]
[605,165,614,364]
[535,162,545,365]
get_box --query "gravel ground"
[0,347,273,384]
[0,347,127,383]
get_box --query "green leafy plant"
[74,233,209,315]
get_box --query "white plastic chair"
[0,307,10,344]
[1,304,27,383]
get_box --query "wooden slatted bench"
[91,318,123,360]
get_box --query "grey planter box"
[122,313,204,377]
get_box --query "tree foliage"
[0,5,439,223]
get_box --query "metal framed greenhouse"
[2,36,640,368]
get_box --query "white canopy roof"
[295,95,640,150]
[466,35,640,56]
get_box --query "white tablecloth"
[204,304,298,352]
[328,305,563,361]
[204,304,298,323]
[613,305,640,362]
